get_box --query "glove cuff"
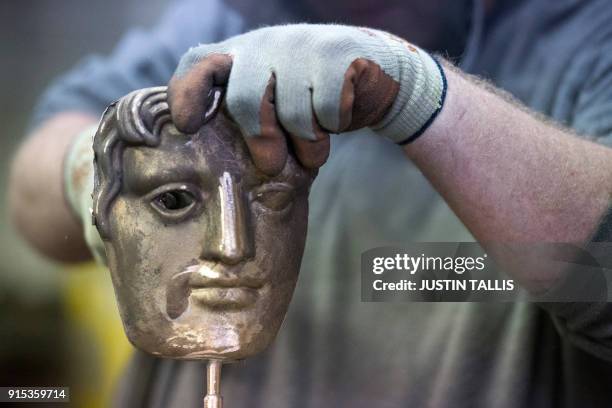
[64,125,107,264]
[370,34,447,144]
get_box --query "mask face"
[94,87,314,360]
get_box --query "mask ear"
[92,110,123,241]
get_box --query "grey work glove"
[64,126,107,265]
[168,23,447,175]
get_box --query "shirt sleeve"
[30,0,244,128]
[570,38,612,143]
[538,35,612,363]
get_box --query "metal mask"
[92,86,315,361]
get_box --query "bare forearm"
[8,112,98,262]
[404,63,612,290]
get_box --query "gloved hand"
[64,126,107,264]
[168,24,446,175]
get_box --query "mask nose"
[200,171,254,265]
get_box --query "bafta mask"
[92,86,315,361]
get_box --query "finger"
[275,73,317,141]
[339,58,400,132]
[289,110,331,169]
[225,54,274,139]
[311,66,345,133]
[243,74,289,176]
[168,52,232,133]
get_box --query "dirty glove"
[64,126,107,264]
[168,24,447,174]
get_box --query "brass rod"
[204,359,223,408]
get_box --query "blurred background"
[0,1,169,406]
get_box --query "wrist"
[402,63,473,159]
[370,33,447,144]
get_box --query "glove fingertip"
[244,135,288,177]
[168,74,209,133]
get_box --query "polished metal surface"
[92,86,316,363]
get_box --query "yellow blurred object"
[62,262,133,408]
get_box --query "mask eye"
[252,184,295,212]
[155,190,195,211]
[148,184,200,220]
